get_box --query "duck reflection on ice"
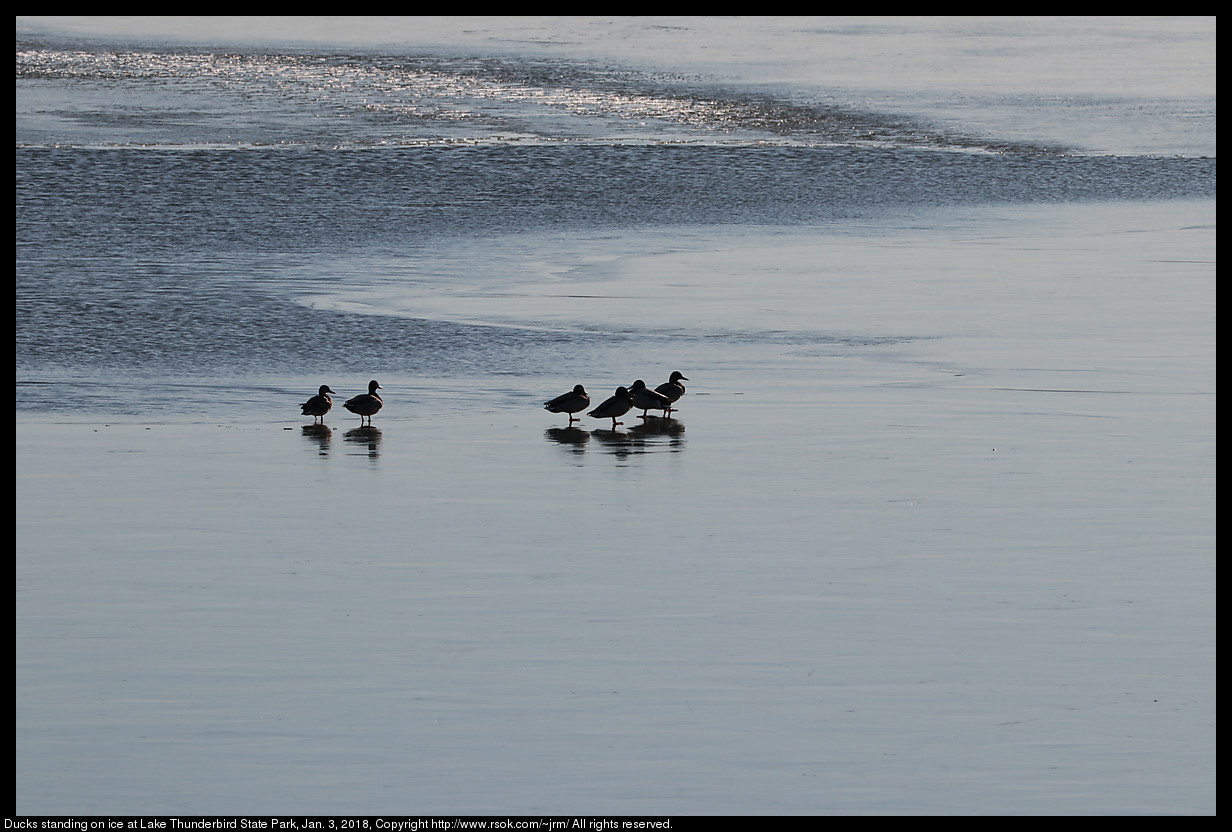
[343,425,382,457]
[545,417,684,456]
[300,423,332,455]
[545,426,590,452]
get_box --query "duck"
[343,380,383,426]
[300,384,335,424]
[629,379,674,418]
[544,384,590,423]
[587,386,635,429]
[654,371,688,413]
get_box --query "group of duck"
[299,379,382,426]
[544,371,688,429]
[299,371,688,429]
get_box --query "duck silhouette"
[343,380,383,426]
[654,371,688,413]
[629,379,674,418]
[587,386,635,429]
[543,384,590,423]
[300,384,335,424]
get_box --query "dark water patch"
[16,146,1216,258]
